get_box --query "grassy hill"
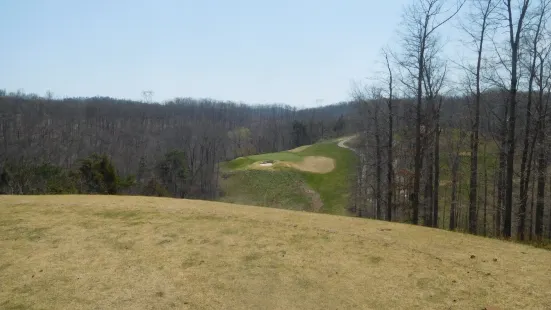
[218,139,357,215]
[1,195,551,309]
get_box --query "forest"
[0,90,355,199]
[352,0,551,242]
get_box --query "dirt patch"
[301,184,323,212]
[289,145,311,153]
[288,156,335,174]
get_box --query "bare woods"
[0,93,354,199]
[352,0,551,241]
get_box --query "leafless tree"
[460,0,499,234]
[500,0,532,238]
[397,0,465,224]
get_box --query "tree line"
[353,0,551,242]
[0,91,355,199]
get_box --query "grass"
[219,169,312,211]
[1,195,551,309]
[297,142,357,214]
[219,139,356,215]
[248,152,303,162]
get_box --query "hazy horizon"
[0,0,426,108]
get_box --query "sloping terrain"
[219,139,357,215]
[1,195,550,310]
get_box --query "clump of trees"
[0,154,131,195]
[353,0,551,242]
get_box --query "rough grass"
[298,142,357,214]
[220,141,356,215]
[1,195,551,310]
[248,152,303,163]
[219,170,312,211]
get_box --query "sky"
[1,0,416,108]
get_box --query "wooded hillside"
[0,92,355,199]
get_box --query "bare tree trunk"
[375,104,382,220]
[496,114,508,237]
[532,0,551,240]
[450,153,459,230]
[432,104,440,228]
[413,64,423,226]
[503,0,530,239]
[385,51,394,222]
[535,100,546,239]
[517,4,545,239]
[398,0,464,225]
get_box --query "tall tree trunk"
[450,153,459,231]
[432,104,440,228]
[468,4,489,234]
[483,142,488,236]
[504,70,517,238]
[529,170,536,240]
[504,0,530,239]
[533,1,550,239]
[517,19,540,239]
[375,104,382,220]
[413,56,423,225]
[385,52,394,222]
[535,100,546,239]
[496,116,508,237]
[424,145,434,227]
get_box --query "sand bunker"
[248,157,335,173]
[249,160,276,170]
[287,156,335,174]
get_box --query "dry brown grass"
[1,195,551,310]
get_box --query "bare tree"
[383,48,395,222]
[517,0,550,240]
[531,0,551,239]
[500,0,532,238]
[460,0,498,234]
[397,0,465,225]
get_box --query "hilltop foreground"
[1,196,550,309]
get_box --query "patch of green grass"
[219,169,312,211]
[222,157,255,170]
[298,142,357,215]
[248,152,303,162]
[219,140,357,215]
[223,152,302,171]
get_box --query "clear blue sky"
[0,0,412,107]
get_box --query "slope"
[1,195,550,310]
[219,139,357,215]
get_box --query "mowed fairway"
[1,196,551,310]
